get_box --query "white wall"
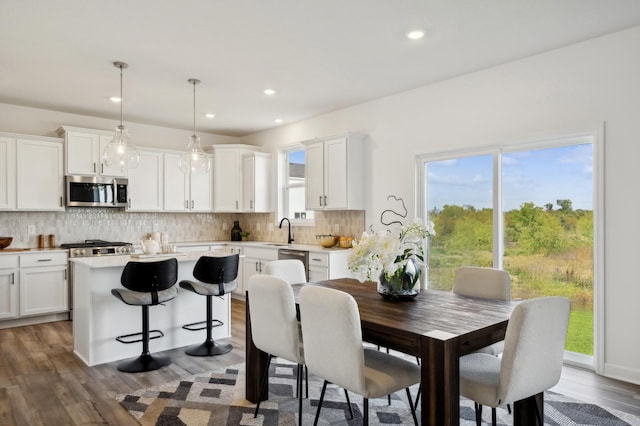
[240,26,640,384]
[0,102,238,149]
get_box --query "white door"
[0,136,16,210]
[66,131,99,175]
[98,135,128,177]
[213,149,240,211]
[16,138,64,211]
[305,142,324,209]
[189,158,212,212]
[127,150,164,211]
[163,153,189,211]
[0,268,18,319]
[243,155,255,212]
[19,266,68,316]
[323,137,348,209]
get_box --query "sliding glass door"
[423,136,596,360]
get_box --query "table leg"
[245,292,270,403]
[420,335,460,426]
[513,392,543,425]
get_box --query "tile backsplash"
[0,209,365,248]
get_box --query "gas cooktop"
[61,240,133,257]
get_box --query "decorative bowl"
[0,237,13,249]
[316,234,339,248]
[338,236,353,248]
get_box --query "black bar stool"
[111,258,178,373]
[179,254,239,356]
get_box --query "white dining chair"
[263,259,307,284]
[248,274,306,425]
[299,285,421,426]
[453,266,511,355]
[459,296,570,426]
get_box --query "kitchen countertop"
[0,248,69,255]
[69,250,229,268]
[174,240,352,253]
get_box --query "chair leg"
[254,355,272,418]
[363,398,369,426]
[313,380,328,426]
[305,365,309,398]
[297,364,303,426]
[117,305,171,373]
[492,407,497,426]
[414,385,421,409]
[344,389,354,420]
[406,388,419,426]
[475,402,482,426]
[185,295,232,356]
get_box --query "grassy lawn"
[567,308,593,355]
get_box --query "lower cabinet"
[241,246,278,298]
[0,256,18,320]
[19,252,68,317]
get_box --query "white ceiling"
[2,1,640,137]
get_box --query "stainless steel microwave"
[66,175,128,208]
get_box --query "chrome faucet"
[279,217,294,244]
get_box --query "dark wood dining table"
[245,278,536,425]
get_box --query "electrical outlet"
[334,224,340,234]
[28,224,36,235]
[152,223,159,232]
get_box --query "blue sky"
[427,144,593,211]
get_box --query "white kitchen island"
[71,251,233,366]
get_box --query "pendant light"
[179,78,210,175]
[103,61,140,170]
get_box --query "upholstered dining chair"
[247,274,307,426]
[263,259,307,284]
[453,266,511,355]
[299,285,421,426]
[459,296,570,426]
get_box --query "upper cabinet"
[209,144,266,213]
[16,136,65,211]
[58,126,127,177]
[126,149,164,212]
[0,135,17,210]
[303,133,365,210]
[163,153,212,212]
[243,152,272,213]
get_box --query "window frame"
[277,144,316,227]
[415,126,604,372]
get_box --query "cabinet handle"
[185,200,188,209]
[191,200,194,209]
[250,200,253,209]
[319,195,323,206]
[93,162,96,173]
[64,270,67,280]
[37,259,53,262]
[128,198,131,208]
[11,272,14,284]
[60,196,63,207]
[311,258,322,262]
[101,163,104,174]
[324,195,327,206]
[236,200,239,209]
[255,261,259,272]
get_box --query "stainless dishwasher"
[277,248,309,282]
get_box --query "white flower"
[348,218,435,283]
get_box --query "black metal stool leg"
[117,305,171,373]
[185,295,232,356]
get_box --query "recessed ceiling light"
[264,89,276,96]
[205,113,215,119]
[406,30,425,40]
[274,118,283,124]
[110,96,122,103]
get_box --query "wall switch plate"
[28,224,36,235]
[334,224,340,234]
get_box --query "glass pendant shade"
[180,78,210,175]
[103,125,140,170]
[103,61,139,170]
[178,134,210,174]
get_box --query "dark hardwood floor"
[1,298,639,425]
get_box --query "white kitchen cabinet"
[242,246,278,296]
[0,255,18,320]
[59,126,127,178]
[0,135,16,210]
[164,152,212,212]
[309,249,352,282]
[303,134,365,210]
[18,252,68,317]
[127,149,164,211]
[16,136,65,211]
[209,144,262,212]
[242,152,272,212]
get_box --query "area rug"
[117,360,640,425]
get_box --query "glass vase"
[377,259,421,301]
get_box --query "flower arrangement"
[348,218,436,297]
